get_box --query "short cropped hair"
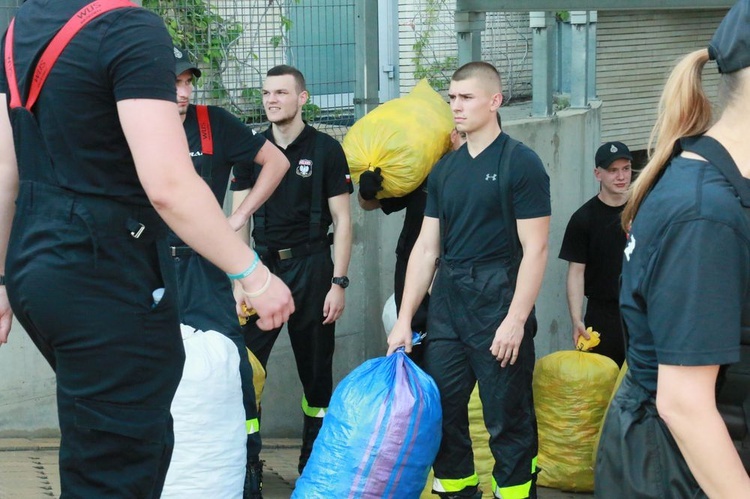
[452,61,502,94]
[266,65,307,93]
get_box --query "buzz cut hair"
[452,61,503,93]
[267,65,307,93]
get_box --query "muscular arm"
[0,96,18,344]
[566,262,589,346]
[387,216,440,354]
[228,141,289,231]
[322,192,352,324]
[657,364,750,496]
[118,99,293,330]
[490,216,550,367]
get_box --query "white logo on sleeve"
[485,174,497,181]
[624,235,636,261]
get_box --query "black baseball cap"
[708,0,750,74]
[174,46,202,78]
[595,141,632,169]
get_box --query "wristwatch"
[331,276,349,289]
[0,275,5,286]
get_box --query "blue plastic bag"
[293,351,442,498]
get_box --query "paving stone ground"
[0,438,593,499]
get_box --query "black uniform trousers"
[171,251,261,458]
[425,259,538,498]
[595,371,706,498]
[6,181,185,498]
[241,249,335,412]
[584,297,626,366]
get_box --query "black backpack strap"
[498,137,522,269]
[308,130,325,242]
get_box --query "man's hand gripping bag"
[293,351,442,498]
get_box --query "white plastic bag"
[161,324,246,499]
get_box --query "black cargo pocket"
[75,398,170,443]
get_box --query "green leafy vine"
[412,0,456,91]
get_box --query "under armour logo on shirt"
[485,174,497,181]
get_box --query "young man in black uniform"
[0,2,293,497]
[172,48,289,498]
[233,65,353,474]
[559,141,632,366]
[388,62,550,499]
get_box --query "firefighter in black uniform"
[172,48,289,498]
[595,1,750,496]
[388,62,550,499]
[233,65,353,475]
[0,2,293,497]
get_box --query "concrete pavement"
[0,438,593,498]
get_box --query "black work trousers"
[425,259,538,498]
[172,250,261,458]
[584,298,626,366]
[241,250,335,412]
[595,372,706,498]
[6,181,185,498]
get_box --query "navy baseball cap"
[708,0,750,74]
[174,46,202,78]
[595,141,632,169]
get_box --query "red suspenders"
[195,104,213,155]
[4,0,136,111]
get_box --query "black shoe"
[244,459,263,499]
[437,485,482,498]
[298,415,324,474]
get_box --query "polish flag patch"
[345,174,351,184]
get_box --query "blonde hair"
[622,49,712,229]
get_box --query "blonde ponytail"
[622,49,712,229]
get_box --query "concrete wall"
[0,103,601,438]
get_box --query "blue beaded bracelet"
[227,252,259,280]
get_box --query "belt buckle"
[278,248,293,260]
[130,223,145,239]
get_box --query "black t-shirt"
[425,132,550,264]
[621,156,750,395]
[168,104,266,246]
[380,180,427,259]
[231,124,353,248]
[0,2,176,205]
[559,195,627,302]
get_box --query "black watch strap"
[0,275,5,286]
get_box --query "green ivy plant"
[143,0,243,74]
[412,0,456,91]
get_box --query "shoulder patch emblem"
[624,234,636,261]
[296,159,313,178]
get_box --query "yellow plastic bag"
[343,79,454,198]
[246,348,265,410]
[533,350,619,492]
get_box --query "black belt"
[169,245,194,257]
[255,238,331,262]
